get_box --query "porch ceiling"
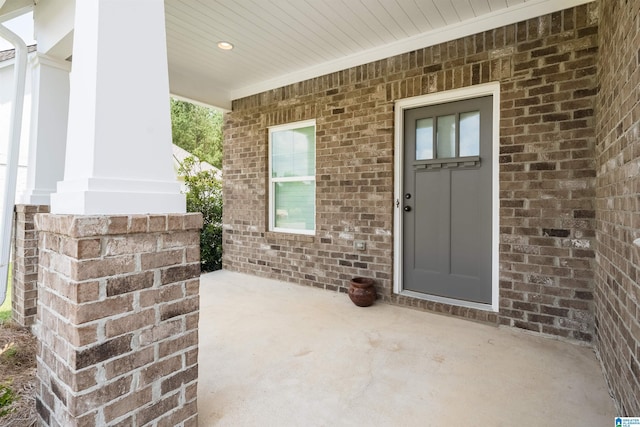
[165,0,593,110]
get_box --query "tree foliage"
[178,157,223,272]
[170,98,223,169]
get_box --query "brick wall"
[12,204,49,327]
[224,5,599,339]
[594,0,640,416]
[35,213,202,426]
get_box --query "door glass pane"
[271,126,315,178]
[274,181,315,231]
[416,118,433,160]
[437,115,456,158]
[460,111,480,157]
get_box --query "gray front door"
[403,96,493,304]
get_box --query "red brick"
[594,0,640,415]
[35,213,200,425]
[224,4,599,344]
[103,386,152,423]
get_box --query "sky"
[0,12,36,51]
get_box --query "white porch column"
[21,53,69,205]
[50,0,185,215]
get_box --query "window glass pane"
[416,118,433,160]
[272,126,315,178]
[460,111,480,157]
[437,115,456,158]
[274,181,315,231]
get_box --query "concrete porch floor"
[197,270,616,426]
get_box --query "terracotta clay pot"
[348,277,377,307]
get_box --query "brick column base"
[12,204,50,327]
[34,213,202,426]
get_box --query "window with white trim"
[269,120,316,234]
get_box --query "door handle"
[404,206,412,212]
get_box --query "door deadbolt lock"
[404,206,412,212]
[405,193,411,199]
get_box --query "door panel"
[413,170,444,273]
[450,168,480,278]
[403,96,493,304]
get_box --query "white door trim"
[393,82,500,312]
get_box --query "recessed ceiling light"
[217,41,234,51]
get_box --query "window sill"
[265,231,315,243]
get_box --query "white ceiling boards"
[165,0,592,109]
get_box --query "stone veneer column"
[12,204,50,327]
[34,213,202,426]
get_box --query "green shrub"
[0,268,11,324]
[0,310,10,324]
[0,383,14,418]
[178,157,223,272]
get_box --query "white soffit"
[0,0,32,23]
[164,0,595,108]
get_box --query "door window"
[416,118,434,160]
[415,110,481,160]
[460,112,480,157]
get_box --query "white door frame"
[393,82,500,312]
